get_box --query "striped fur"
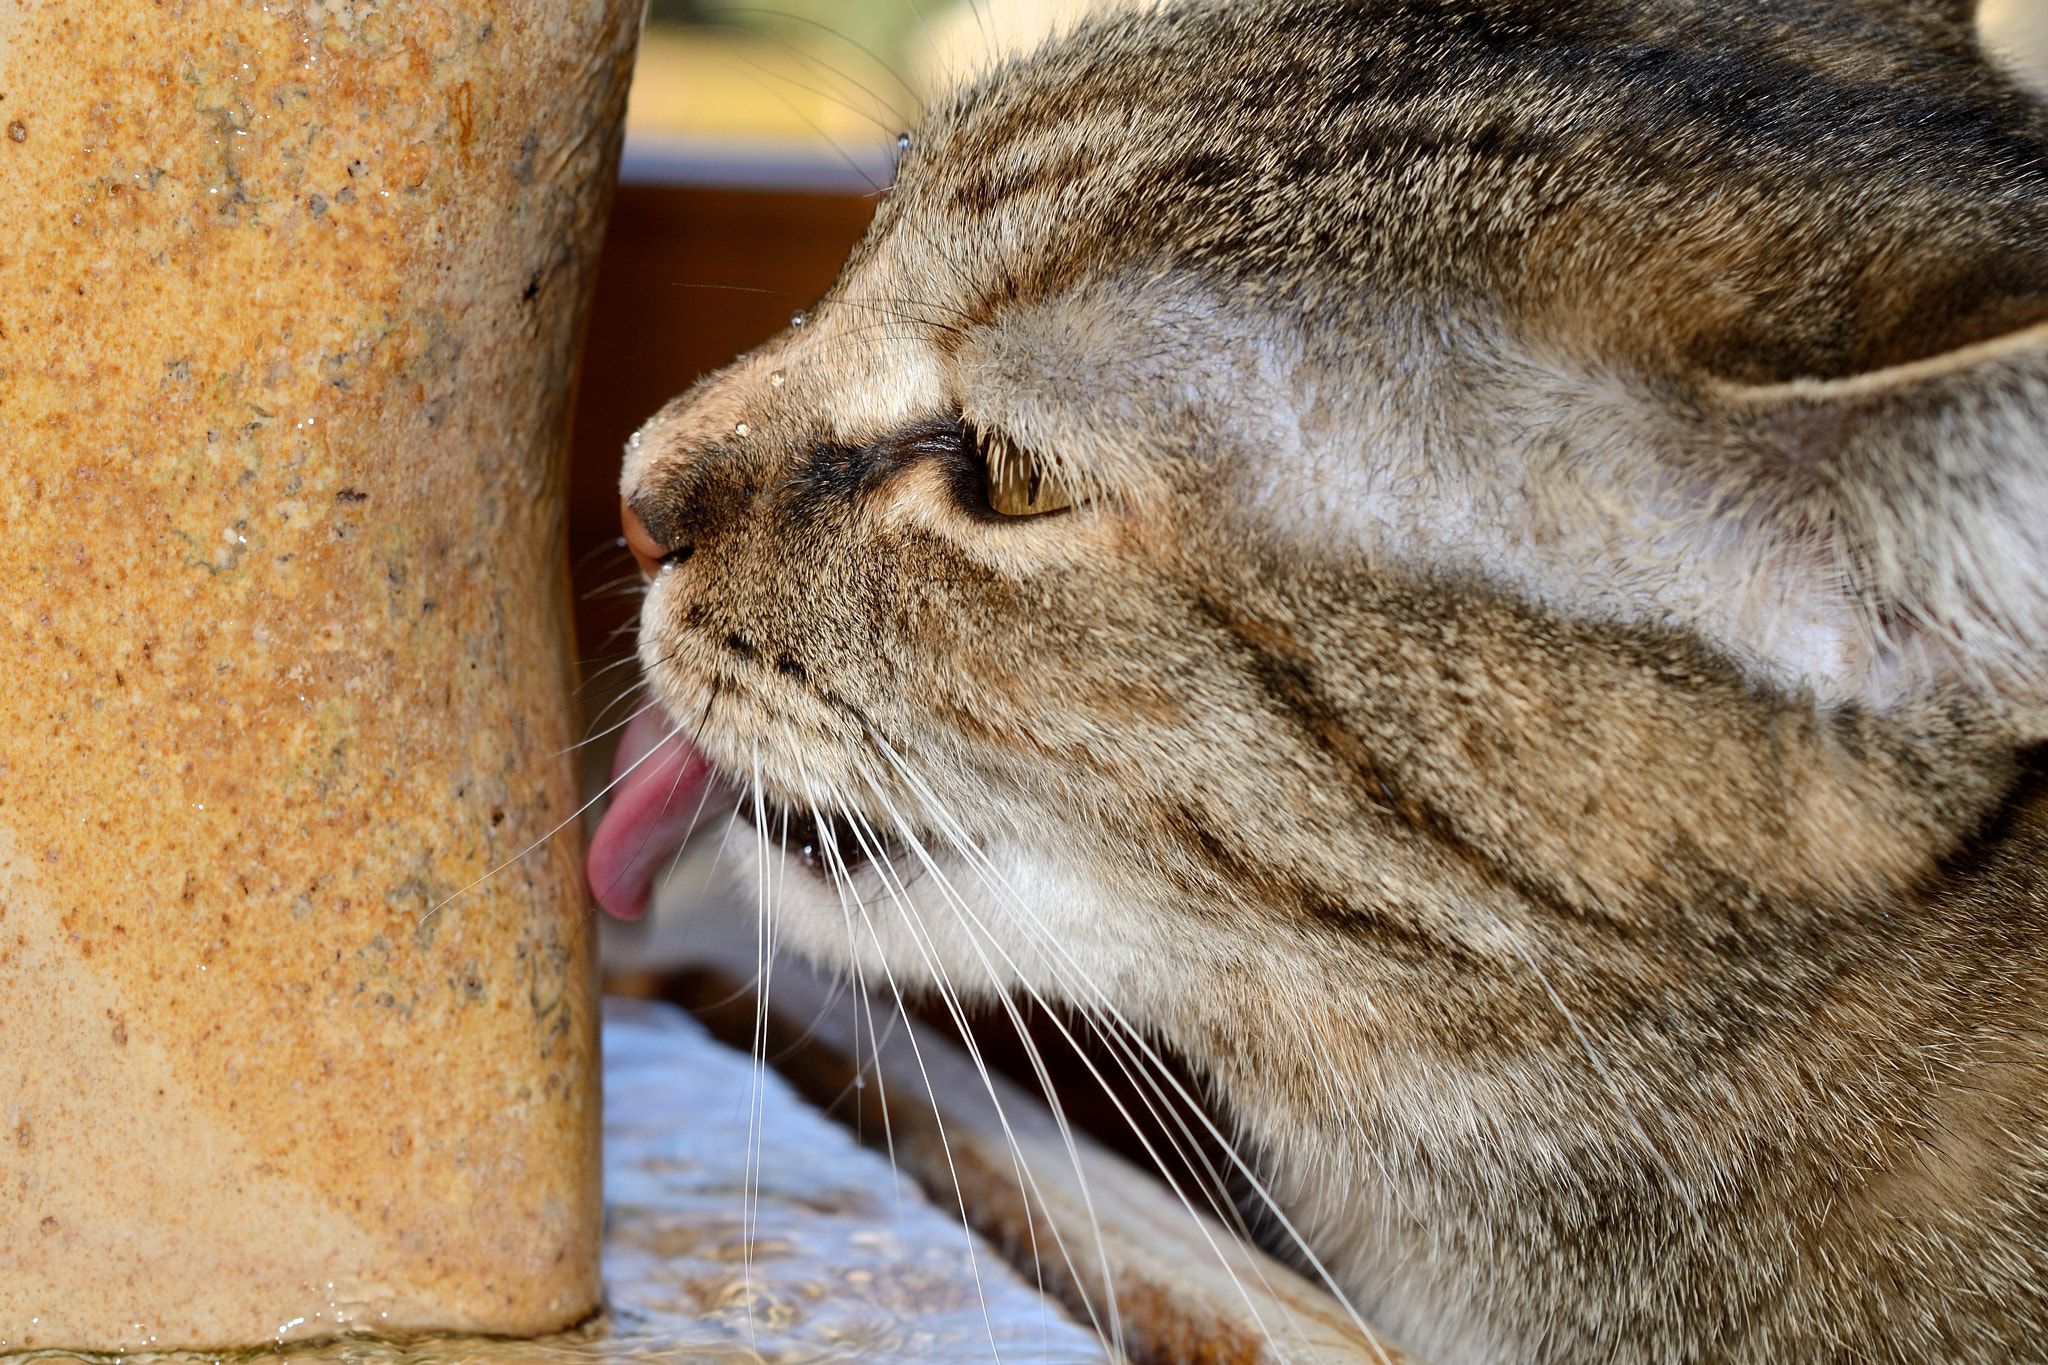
[622,2,2048,1360]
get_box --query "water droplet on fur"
[790,309,807,329]
[734,422,750,437]
[896,132,911,151]
[769,370,786,387]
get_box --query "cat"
[588,1,2048,1359]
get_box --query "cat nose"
[621,497,669,580]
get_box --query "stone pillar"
[0,0,634,1347]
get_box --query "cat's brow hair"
[916,0,2048,378]
[618,0,2048,1360]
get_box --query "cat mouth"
[586,704,908,919]
[732,796,906,880]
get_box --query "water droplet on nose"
[769,370,786,387]
[896,132,911,151]
[734,422,750,437]
[790,309,807,329]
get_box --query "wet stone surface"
[596,1000,1109,1365]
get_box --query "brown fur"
[620,2,2048,1359]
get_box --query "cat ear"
[1701,319,2048,706]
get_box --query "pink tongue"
[587,705,718,920]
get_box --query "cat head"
[609,0,2048,1001]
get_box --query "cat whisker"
[591,729,727,911]
[572,536,637,576]
[846,781,1309,1358]
[742,743,776,1352]
[766,313,968,354]
[788,748,907,1190]
[863,738,1402,1365]
[953,0,997,78]
[694,5,927,112]
[419,706,692,923]
[582,567,652,596]
[825,302,974,338]
[762,36,922,139]
[575,652,649,687]
[723,52,906,144]
[587,580,656,603]
[647,284,979,340]
[807,786,1024,1360]
[556,686,659,761]
[897,0,954,94]
[812,755,1123,1346]
[754,737,1279,1355]
[831,784,1143,1358]
[825,288,984,330]
[567,675,651,753]
[656,792,750,915]
[735,80,890,195]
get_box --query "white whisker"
[863,736,1402,1365]
[833,789,1131,1358]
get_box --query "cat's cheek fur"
[958,273,1905,710]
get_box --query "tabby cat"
[588,1,2048,1358]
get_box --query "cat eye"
[976,427,1074,517]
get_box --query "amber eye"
[977,427,1075,517]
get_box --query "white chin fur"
[716,820,1151,1016]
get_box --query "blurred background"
[570,0,2048,1185]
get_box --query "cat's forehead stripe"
[894,0,2048,381]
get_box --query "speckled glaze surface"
[0,0,636,1347]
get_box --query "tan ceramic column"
[0,0,634,1348]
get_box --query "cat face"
[616,0,2042,976]
[604,2,2048,1357]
